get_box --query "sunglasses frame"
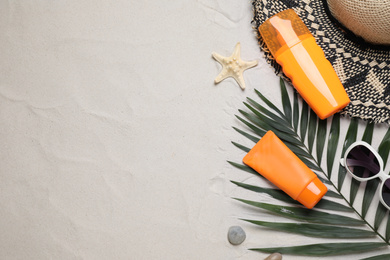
[340,141,390,211]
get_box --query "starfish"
[212,42,258,90]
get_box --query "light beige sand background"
[1,1,390,259]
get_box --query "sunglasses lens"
[382,179,390,208]
[346,145,380,178]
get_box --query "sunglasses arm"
[340,158,345,167]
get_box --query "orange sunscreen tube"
[259,9,350,119]
[243,131,327,209]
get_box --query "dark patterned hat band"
[252,0,390,123]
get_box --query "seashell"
[264,252,282,260]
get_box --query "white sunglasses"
[340,141,390,211]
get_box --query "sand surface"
[1,1,390,259]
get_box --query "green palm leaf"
[231,180,350,211]
[238,109,301,146]
[227,161,256,175]
[250,242,387,257]
[246,97,286,128]
[254,88,285,119]
[316,118,327,166]
[378,128,390,168]
[242,219,375,238]
[361,254,390,260]
[362,179,380,219]
[373,129,390,231]
[338,117,358,190]
[230,78,390,258]
[362,122,375,144]
[280,78,292,122]
[359,122,376,219]
[326,113,340,178]
[234,198,364,225]
[350,122,375,205]
[293,91,299,131]
[300,100,309,142]
[307,110,317,153]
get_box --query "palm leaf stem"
[287,123,390,246]
[252,87,390,246]
[301,125,389,245]
[273,105,388,244]
[233,80,390,257]
[235,122,389,244]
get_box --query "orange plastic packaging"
[259,9,350,120]
[243,131,327,209]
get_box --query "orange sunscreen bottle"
[259,9,350,120]
[243,131,327,209]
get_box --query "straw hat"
[327,0,390,45]
[253,0,390,123]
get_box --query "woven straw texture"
[253,0,390,123]
[327,0,390,45]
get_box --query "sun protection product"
[259,9,350,120]
[243,131,327,209]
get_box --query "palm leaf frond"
[361,254,390,260]
[350,122,375,205]
[242,219,375,238]
[337,117,358,190]
[234,198,364,225]
[231,180,350,211]
[316,118,327,166]
[326,113,340,178]
[307,110,317,153]
[250,242,387,257]
[300,101,309,142]
[280,78,292,122]
[293,91,299,131]
[378,128,390,168]
[230,78,390,258]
